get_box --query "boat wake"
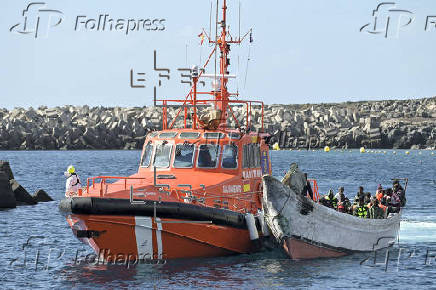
[399,220,436,243]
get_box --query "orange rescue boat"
[60,0,274,261]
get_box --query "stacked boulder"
[0,161,53,209]
[0,97,435,150]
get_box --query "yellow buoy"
[405,151,410,155]
[272,142,280,151]
[360,147,365,153]
[324,146,330,152]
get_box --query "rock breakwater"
[0,97,435,150]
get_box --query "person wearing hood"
[334,186,345,200]
[65,165,82,197]
[393,180,406,207]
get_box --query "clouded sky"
[1,0,436,109]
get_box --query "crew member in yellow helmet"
[64,165,82,197]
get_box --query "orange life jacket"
[376,191,383,201]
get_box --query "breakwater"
[0,97,435,150]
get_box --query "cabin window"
[229,132,241,140]
[197,144,220,168]
[222,144,238,169]
[149,131,159,138]
[243,144,261,168]
[243,145,249,168]
[179,132,200,139]
[254,145,261,167]
[173,143,195,168]
[141,141,153,167]
[203,132,226,139]
[159,132,178,138]
[153,143,172,168]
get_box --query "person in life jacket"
[369,197,386,219]
[334,186,345,200]
[353,198,368,218]
[353,186,365,207]
[389,191,401,213]
[65,165,81,197]
[376,184,384,201]
[336,190,351,213]
[320,189,338,209]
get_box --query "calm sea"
[0,150,435,289]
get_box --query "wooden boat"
[262,164,403,260]
[60,0,273,262]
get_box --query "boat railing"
[86,176,149,197]
[85,175,262,212]
[308,179,320,202]
[154,98,264,131]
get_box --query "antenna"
[244,45,251,89]
[209,1,212,44]
[238,1,241,42]
[185,44,188,66]
[214,0,219,90]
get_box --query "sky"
[1,0,436,109]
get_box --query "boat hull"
[67,214,254,261]
[283,236,348,259]
[61,197,257,260]
[262,173,401,260]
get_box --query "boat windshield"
[153,143,172,168]
[222,144,238,169]
[197,144,219,168]
[173,143,195,168]
[141,141,153,167]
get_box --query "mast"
[217,0,229,128]
[157,0,263,132]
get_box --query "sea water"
[0,150,435,289]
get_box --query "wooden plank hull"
[262,174,401,260]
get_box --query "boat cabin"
[139,129,271,177]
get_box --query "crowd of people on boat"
[317,180,406,219]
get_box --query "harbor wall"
[0,97,435,150]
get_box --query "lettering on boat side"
[223,185,242,194]
[242,169,262,179]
